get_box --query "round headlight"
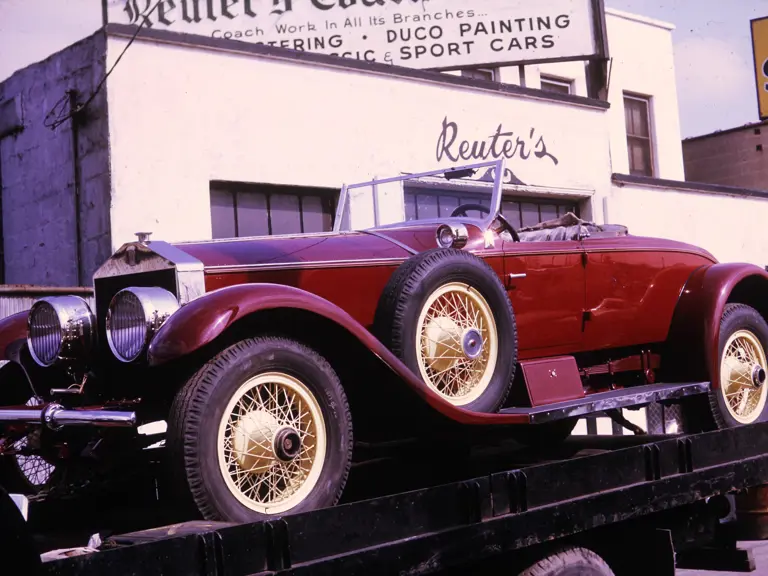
[27,296,95,367]
[436,223,468,249]
[106,287,180,363]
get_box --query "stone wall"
[0,30,111,287]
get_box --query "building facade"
[682,120,768,191]
[0,7,693,288]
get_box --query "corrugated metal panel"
[0,285,94,320]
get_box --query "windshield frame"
[332,159,506,233]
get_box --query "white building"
[1,5,767,434]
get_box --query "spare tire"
[375,248,517,413]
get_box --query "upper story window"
[624,93,654,177]
[461,68,498,82]
[210,182,337,239]
[540,75,573,94]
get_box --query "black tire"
[166,336,353,523]
[518,546,615,576]
[683,303,768,432]
[374,248,517,413]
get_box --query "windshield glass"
[334,160,505,232]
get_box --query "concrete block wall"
[682,124,768,191]
[0,31,112,287]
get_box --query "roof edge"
[612,173,768,201]
[104,23,611,112]
[605,8,675,31]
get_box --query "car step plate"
[500,381,710,424]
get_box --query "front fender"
[0,311,28,363]
[666,262,768,388]
[147,283,528,425]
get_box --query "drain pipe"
[67,90,84,286]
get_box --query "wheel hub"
[232,410,281,471]
[461,328,484,360]
[753,365,766,388]
[274,427,302,462]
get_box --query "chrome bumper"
[0,403,136,430]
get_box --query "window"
[461,68,498,82]
[624,94,654,177]
[540,75,573,94]
[404,187,578,228]
[210,182,337,239]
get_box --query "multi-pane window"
[404,187,578,229]
[540,75,573,94]
[210,183,337,239]
[624,94,654,177]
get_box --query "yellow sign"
[752,16,768,120]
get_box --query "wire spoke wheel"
[720,329,768,424]
[416,282,498,405]
[217,371,327,515]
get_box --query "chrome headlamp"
[436,223,469,249]
[27,296,96,367]
[106,287,180,363]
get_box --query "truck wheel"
[518,546,615,576]
[696,304,768,430]
[167,336,353,523]
[375,248,517,413]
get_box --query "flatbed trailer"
[5,421,768,576]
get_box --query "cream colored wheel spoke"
[720,330,768,424]
[217,372,326,514]
[416,282,498,406]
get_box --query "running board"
[500,382,710,424]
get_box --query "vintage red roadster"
[0,159,767,523]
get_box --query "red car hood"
[173,230,425,270]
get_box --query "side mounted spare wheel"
[374,247,517,413]
[167,336,353,523]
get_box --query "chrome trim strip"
[206,257,410,274]
[508,273,527,279]
[173,230,359,246]
[360,230,418,255]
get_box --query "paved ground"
[678,541,768,575]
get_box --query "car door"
[501,238,586,355]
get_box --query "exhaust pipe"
[0,403,136,430]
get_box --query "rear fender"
[147,283,528,425]
[666,262,768,389]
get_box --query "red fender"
[0,311,28,362]
[667,262,768,389]
[147,283,528,425]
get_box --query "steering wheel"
[450,204,520,242]
[451,203,490,217]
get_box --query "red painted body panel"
[147,283,529,425]
[501,240,585,355]
[582,249,712,351]
[520,356,584,406]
